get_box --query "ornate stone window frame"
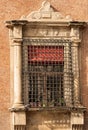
[6,1,86,130]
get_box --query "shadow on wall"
[81,25,88,106]
[81,24,88,130]
[26,111,70,130]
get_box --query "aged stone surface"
[26,111,71,130]
[20,1,72,21]
[13,112,26,125]
[6,2,86,130]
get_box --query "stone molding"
[20,1,72,22]
[5,1,86,130]
[12,38,23,44]
[6,0,85,113]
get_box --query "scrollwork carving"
[21,1,72,21]
[32,12,41,19]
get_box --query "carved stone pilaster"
[64,43,73,107]
[12,40,24,108]
[70,27,81,106]
[7,24,27,130]
[72,43,81,106]
[11,25,24,109]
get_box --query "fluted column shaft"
[12,25,24,108]
[13,41,24,107]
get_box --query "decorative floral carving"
[37,29,53,36]
[39,29,48,36]
[32,12,41,19]
[27,28,71,37]
[40,1,53,12]
[70,28,79,38]
[53,30,59,36]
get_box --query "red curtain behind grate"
[28,46,64,62]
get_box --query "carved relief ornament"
[20,1,72,22]
[5,1,86,42]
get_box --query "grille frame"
[22,39,74,110]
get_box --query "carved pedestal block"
[12,111,26,130]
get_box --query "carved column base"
[10,103,26,112]
[12,103,25,108]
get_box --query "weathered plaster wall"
[26,111,70,130]
[0,0,88,130]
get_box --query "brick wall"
[0,0,88,130]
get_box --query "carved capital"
[70,27,80,39]
[11,38,23,46]
[13,25,22,39]
[71,39,81,46]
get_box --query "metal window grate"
[22,39,74,109]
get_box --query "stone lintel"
[5,20,86,29]
[25,21,71,27]
[5,20,28,28]
[70,21,87,27]
[6,20,71,28]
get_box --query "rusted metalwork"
[22,39,74,109]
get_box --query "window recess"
[22,39,74,109]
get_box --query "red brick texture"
[0,0,88,130]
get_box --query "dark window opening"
[28,45,64,108]
[22,39,74,109]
